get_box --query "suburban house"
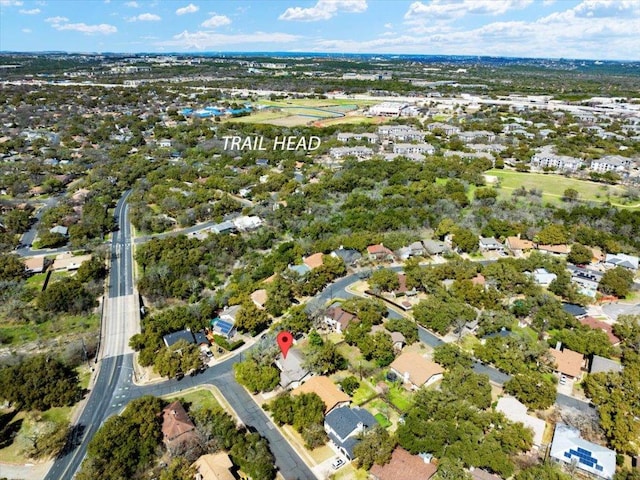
[275,348,310,388]
[537,244,570,256]
[233,215,263,232]
[49,225,69,236]
[496,396,546,448]
[324,406,377,460]
[303,252,324,270]
[531,268,557,287]
[210,305,240,339]
[23,256,45,274]
[157,139,172,148]
[505,236,534,256]
[579,317,620,346]
[549,345,585,380]
[52,253,92,271]
[562,303,588,318]
[161,401,199,453]
[331,247,362,266]
[367,244,395,261]
[550,423,616,479]
[287,263,311,277]
[396,241,425,259]
[389,352,444,390]
[250,289,268,310]
[372,324,406,351]
[392,143,435,155]
[324,303,357,333]
[567,265,603,298]
[369,102,409,117]
[211,220,237,235]
[478,237,504,252]
[589,355,623,374]
[605,253,639,270]
[193,452,235,480]
[422,239,449,256]
[291,376,350,414]
[162,328,209,349]
[369,447,437,480]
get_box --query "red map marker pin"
[277,331,293,359]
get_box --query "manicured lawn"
[374,413,392,428]
[485,169,638,209]
[164,387,220,411]
[331,465,369,480]
[25,272,47,289]
[387,385,414,412]
[351,383,377,406]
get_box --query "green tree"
[353,425,396,470]
[0,355,82,411]
[3,209,31,234]
[562,188,579,202]
[514,463,572,480]
[567,243,592,265]
[504,372,557,410]
[265,275,294,317]
[234,358,280,393]
[385,318,418,345]
[441,368,492,410]
[0,253,25,281]
[599,267,634,298]
[235,302,271,336]
[452,227,478,253]
[341,376,360,395]
[369,268,400,292]
[159,458,196,480]
[230,433,276,480]
[37,279,96,314]
[433,343,473,370]
[536,224,568,245]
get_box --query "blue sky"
[1,0,639,60]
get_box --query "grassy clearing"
[163,387,221,412]
[0,313,99,345]
[351,383,377,406]
[259,98,375,108]
[330,465,369,480]
[387,385,413,412]
[374,413,392,428]
[486,169,638,209]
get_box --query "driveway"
[601,302,640,320]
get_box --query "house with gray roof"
[331,247,362,266]
[211,220,237,235]
[589,355,623,375]
[550,423,616,479]
[324,406,377,459]
[479,237,504,252]
[275,348,310,388]
[605,253,639,270]
[422,239,448,256]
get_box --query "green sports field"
[485,169,639,210]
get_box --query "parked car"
[331,458,345,470]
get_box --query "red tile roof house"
[161,401,200,454]
[367,243,395,262]
[370,447,437,480]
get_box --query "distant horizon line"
[0,50,638,63]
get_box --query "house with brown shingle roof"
[250,289,268,310]
[370,447,437,480]
[303,252,324,270]
[505,236,534,256]
[549,346,585,379]
[389,352,444,390]
[537,244,570,256]
[23,256,45,274]
[470,467,503,480]
[193,452,235,480]
[161,401,199,453]
[324,303,357,333]
[292,376,350,414]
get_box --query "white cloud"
[125,1,139,7]
[542,0,555,5]
[127,12,161,22]
[176,3,198,15]
[279,0,367,22]
[384,22,393,29]
[22,28,31,33]
[0,0,23,5]
[19,7,40,14]
[201,14,231,28]
[51,21,117,35]
[45,16,68,23]
[157,30,299,50]
[405,0,533,19]
[312,0,640,60]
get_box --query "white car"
[331,458,345,470]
